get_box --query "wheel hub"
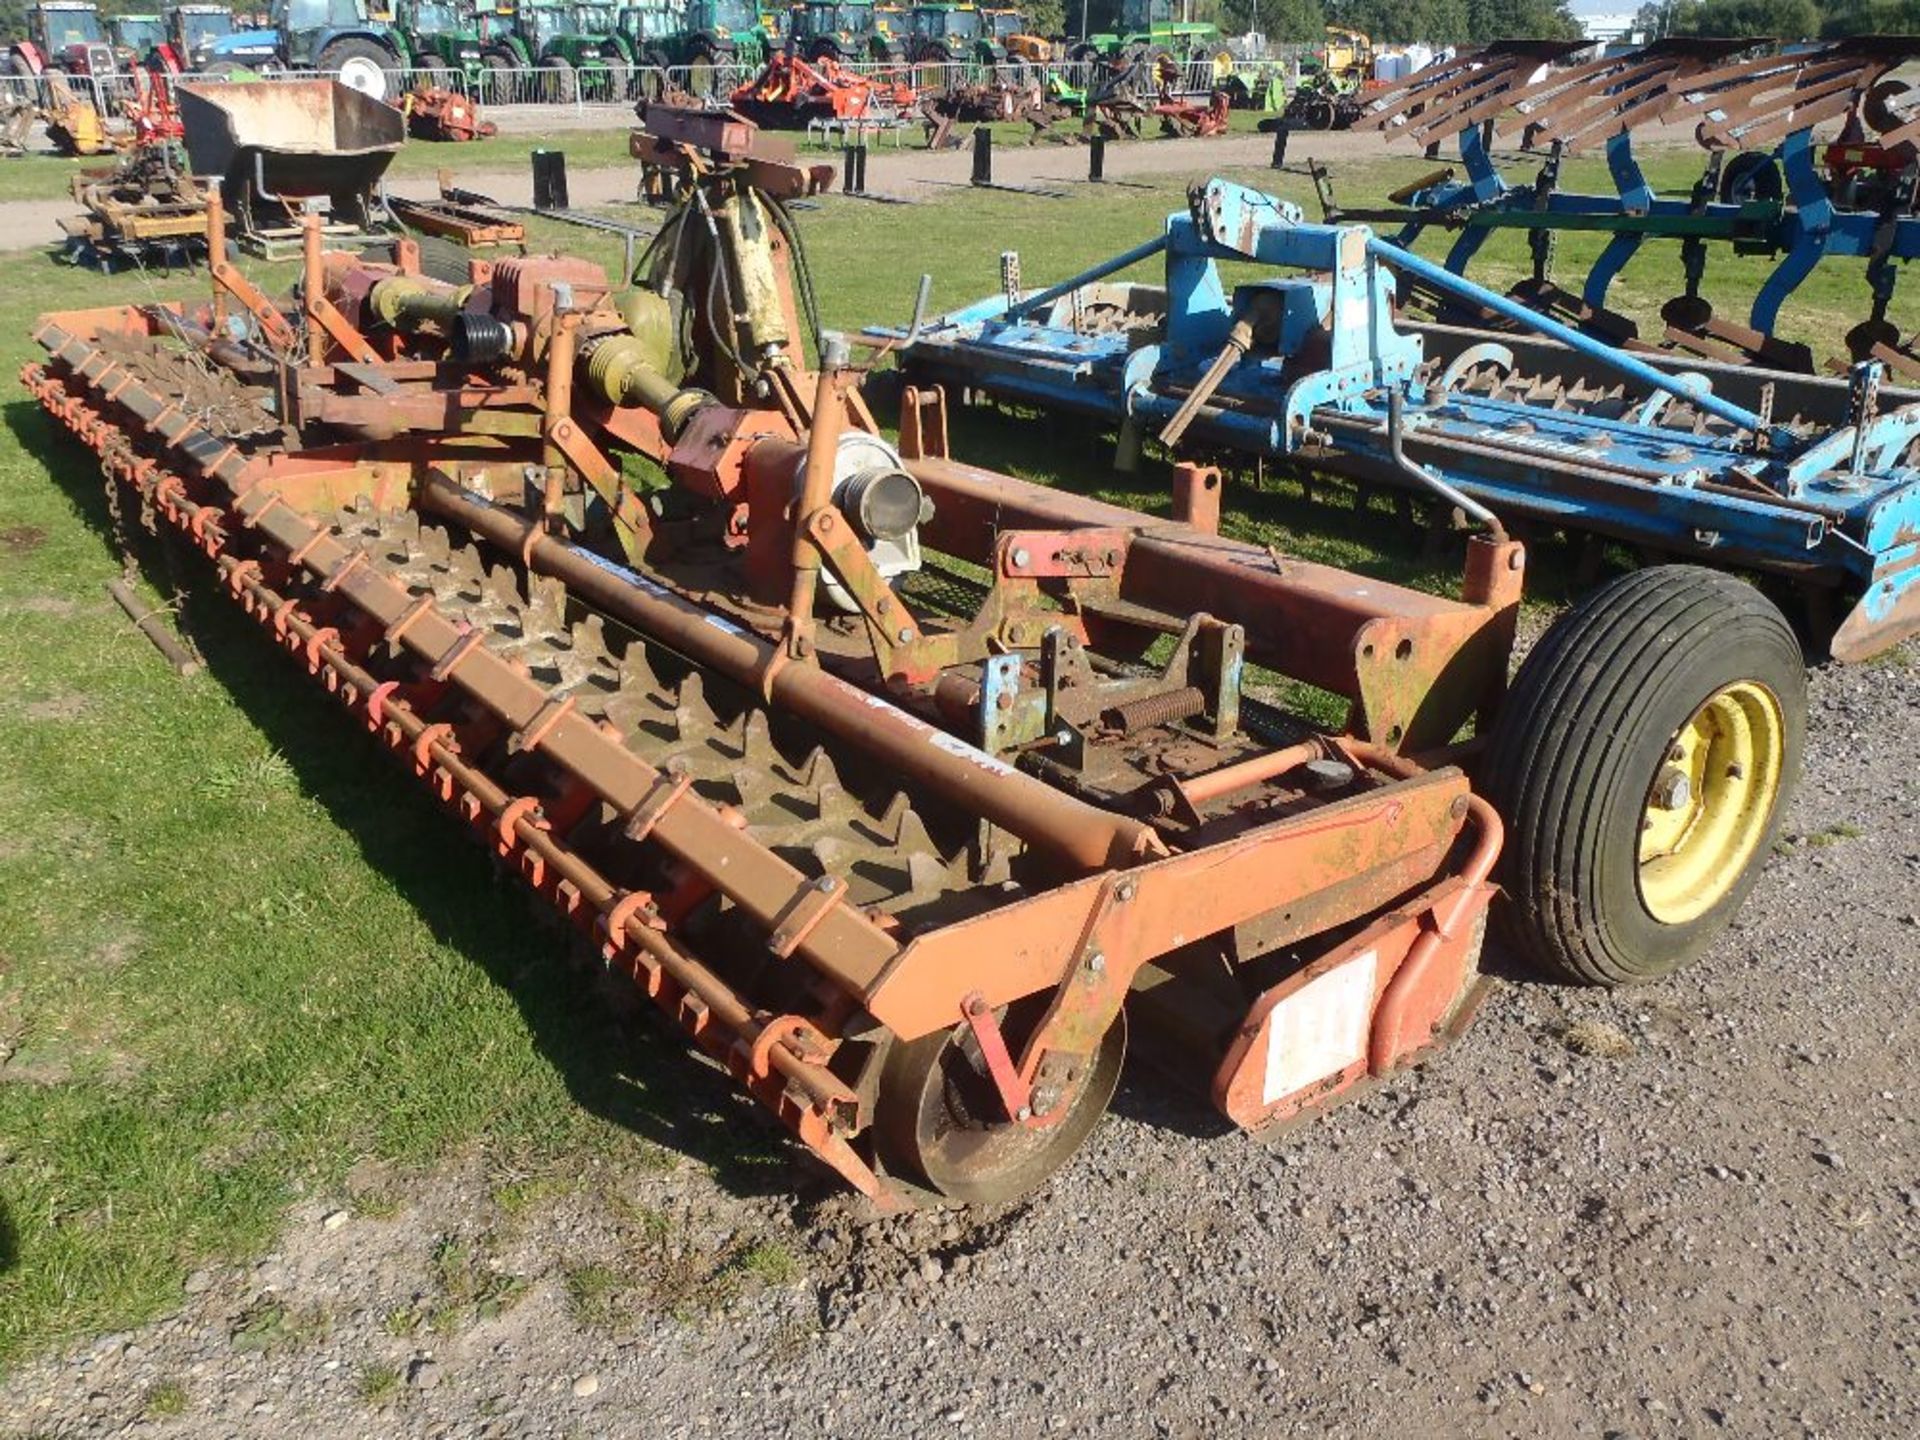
[1637,680,1786,925]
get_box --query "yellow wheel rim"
[1637,680,1785,925]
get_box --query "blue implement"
[891,178,1920,661]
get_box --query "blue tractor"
[201,0,403,100]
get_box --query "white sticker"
[1261,951,1378,1106]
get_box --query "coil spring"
[1103,686,1207,735]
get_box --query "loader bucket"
[179,80,403,253]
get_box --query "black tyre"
[479,50,516,103]
[687,41,722,95]
[538,54,576,103]
[315,37,397,100]
[1718,150,1781,205]
[1481,566,1804,987]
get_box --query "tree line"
[1635,0,1920,36]
[1060,0,1584,42]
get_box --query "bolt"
[1667,744,1686,764]
[1085,950,1106,975]
[1056,729,1073,745]
[817,511,836,532]
[1015,1105,1032,1122]
[1651,768,1692,812]
[1028,1086,1060,1117]
[896,626,913,644]
[1116,880,1136,902]
[1011,546,1031,569]
[814,874,837,892]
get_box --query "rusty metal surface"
[1364,37,1920,155]
[22,133,1520,1202]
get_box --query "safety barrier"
[1,52,1302,126]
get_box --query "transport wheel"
[1718,150,1781,205]
[872,997,1125,1205]
[1481,566,1804,987]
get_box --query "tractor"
[389,0,488,88]
[786,0,892,65]
[615,0,773,96]
[147,6,245,75]
[902,2,978,69]
[981,7,1047,67]
[479,0,624,102]
[199,0,404,99]
[1069,0,1217,66]
[8,3,116,79]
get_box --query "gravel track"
[4,644,1915,1439]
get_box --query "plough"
[918,80,1070,149]
[730,51,916,129]
[894,178,1920,663]
[402,85,498,143]
[28,112,1813,1207]
[1340,38,1920,377]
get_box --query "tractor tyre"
[1481,565,1805,987]
[479,50,516,104]
[539,54,576,103]
[687,41,721,96]
[417,60,454,91]
[316,37,396,101]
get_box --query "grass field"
[0,139,1912,1377]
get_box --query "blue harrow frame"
[890,177,1920,662]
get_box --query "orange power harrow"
[25,108,1526,1208]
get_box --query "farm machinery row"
[27,101,1833,1209]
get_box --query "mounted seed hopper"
[1336,37,1920,377]
[25,113,1813,1206]
[178,78,404,257]
[895,177,1920,663]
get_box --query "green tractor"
[1069,0,1216,67]
[615,0,770,94]
[786,0,892,65]
[901,2,977,69]
[480,0,626,102]
[388,0,487,88]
